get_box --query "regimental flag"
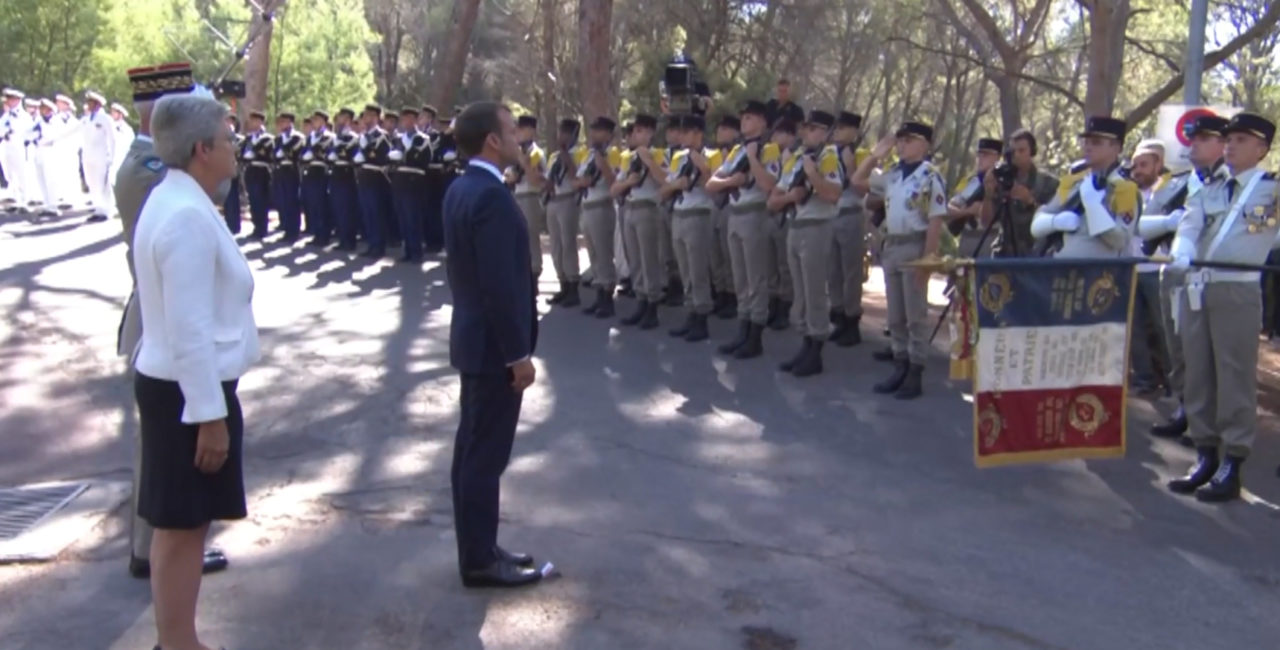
[949,266,978,381]
[971,259,1137,468]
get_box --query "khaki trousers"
[672,209,715,313]
[829,208,867,318]
[711,206,733,292]
[1158,267,1186,398]
[581,200,617,289]
[515,194,546,278]
[625,201,665,301]
[788,219,835,337]
[768,215,793,301]
[727,206,773,323]
[544,195,580,282]
[1180,281,1260,457]
[882,235,931,363]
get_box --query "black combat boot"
[872,345,895,362]
[593,291,615,318]
[768,300,792,331]
[582,288,604,316]
[765,297,780,327]
[1195,455,1244,503]
[638,301,660,330]
[1167,447,1220,495]
[618,277,635,298]
[546,281,567,305]
[779,337,812,373]
[664,277,684,307]
[719,320,751,355]
[873,359,910,394]
[620,299,649,326]
[894,363,924,400]
[560,282,580,307]
[712,291,729,317]
[829,309,843,326]
[684,314,709,342]
[791,338,824,377]
[669,312,696,338]
[828,313,848,342]
[1150,404,1188,439]
[834,315,862,347]
[733,322,765,359]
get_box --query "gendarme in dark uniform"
[328,107,362,251]
[242,111,274,239]
[271,112,305,241]
[356,104,394,258]
[302,110,335,246]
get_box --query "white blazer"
[132,169,260,424]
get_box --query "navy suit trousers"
[452,372,522,571]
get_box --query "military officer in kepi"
[302,110,335,246]
[356,104,395,258]
[328,107,363,251]
[1138,114,1229,442]
[1163,112,1280,503]
[272,112,305,241]
[1030,116,1140,259]
[241,110,274,239]
[851,121,949,400]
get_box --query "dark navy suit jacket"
[444,163,538,375]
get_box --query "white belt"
[395,167,426,175]
[1185,268,1259,312]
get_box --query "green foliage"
[266,0,377,115]
[0,0,109,96]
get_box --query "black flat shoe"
[461,560,542,588]
[496,545,535,567]
[130,549,229,579]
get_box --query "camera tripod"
[927,189,1019,344]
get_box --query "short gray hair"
[151,94,229,170]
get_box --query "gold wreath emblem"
[1086,271,1120,316]
[978,273,1014,315]
[978,405,1003,449]
[1067,393,1108,437]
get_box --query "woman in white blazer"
[131,92,258,650]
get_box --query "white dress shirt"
[133,169,260,423]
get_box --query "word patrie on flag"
[970,258,1137,468]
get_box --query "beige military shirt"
[1172,165,1280,269]
[113,134,166,357]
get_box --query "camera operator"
[980,129,1058,257]
[945,138,1002,253]
[765,78,804,130]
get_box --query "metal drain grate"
[0,483,88,541]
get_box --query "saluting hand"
[871,135,895,161]
[195,419,230,474]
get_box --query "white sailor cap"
[39,98,55,110]
[85,91,107,104]
[2,88,24,99]
[109,102,129,117]
[55,94,73,105]
[23,98,38,108]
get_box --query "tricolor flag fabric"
[969,259,1136,468]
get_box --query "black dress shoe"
[129,549,229,579]
[1195,455,1244,503]
[496,545,535,567]
[461,560,542,588]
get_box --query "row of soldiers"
[505,98,1280,503]
[227,103,460,262]
[0,87,133,220]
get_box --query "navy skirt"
[135,372,247,529]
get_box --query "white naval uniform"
[110,117,135,192]
[82,108,116,216]
[1,104,33,205]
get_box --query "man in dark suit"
[443,101,542,588]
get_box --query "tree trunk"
[577,0,614,121]
[244,0,283,114]
[991,74,1022,137]
[1083,0,1131,116]
[432,0,483,114]
[540,0,557,142]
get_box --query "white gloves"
[388,150,404,162]
[354,151,365,164]
[302,151,314,161]
[244,151,255,160]
[1169,255,1191,270]
[327,152,337,162]
[443,151,457,162]
[1031,210,1081,238]
[1138,211,1182,240]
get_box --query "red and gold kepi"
[127,62,195,103]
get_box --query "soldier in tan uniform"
[115,62,228,578]
[575,117,621,317]
[1137,114,1229,440]
[828,111,869,346]
[1164,112,1279,503]
[506,115,547,281]
[661,114,722,342]
[711,116,741,318]
[612,114,668,329]
[544,119,587,307]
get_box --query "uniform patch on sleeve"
[142,157,165,172]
